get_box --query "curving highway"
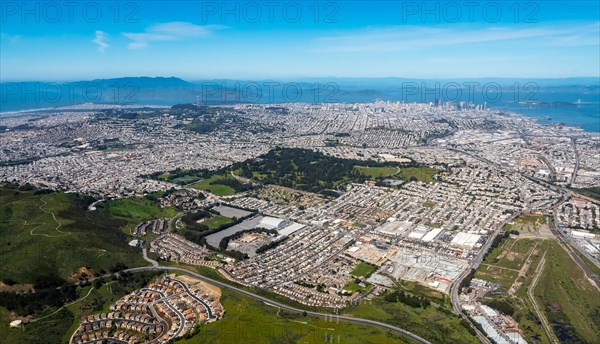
[125,266,433,344]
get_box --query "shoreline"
[1,101,599,134]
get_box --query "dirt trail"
[30,196,71,237]
[528,250,560,344]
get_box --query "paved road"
[169,277,216,318]
[570,138,579,185]
[163,297,187,337]
[125,266,432,344]
[84,338,127,344]
[142,247,159,267]
[446,164,504,344]
[448,213,522,343]
[136,287,185,336]
[449,269,491,344]
[168,213,184,232]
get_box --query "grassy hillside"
[344,295,478,344]
[534,241,600,343]
[176,287,411,344]
[474,237,553,343]
[1,272,160,344]
[472,235,600,344]
[166,263,477,344]
[0,187,173,283]
[2,267,413,344]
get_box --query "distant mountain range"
[84,76,197,88]
[1,76,599,112]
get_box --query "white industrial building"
[278,222,305,237]
[376,220,413,236]
[450,232,482,248]
[408,224,430,240]
[259,216,289,230]
[422,227,444,242]
[572,230,595,239]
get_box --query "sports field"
[190,175,236,196]
[351,262,376,277]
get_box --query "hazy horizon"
[2,75,600,83]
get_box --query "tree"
[93,279,104,289]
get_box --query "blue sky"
[1,1,599,81]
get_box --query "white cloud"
[93,31,109,52]
[0,33,22,44]
[312,22,600,53]
[123,22,224,49]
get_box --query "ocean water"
[493,102,600,133]
[1,86,599,132]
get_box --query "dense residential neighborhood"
[1,101,599,344]
[70,275,223,344]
